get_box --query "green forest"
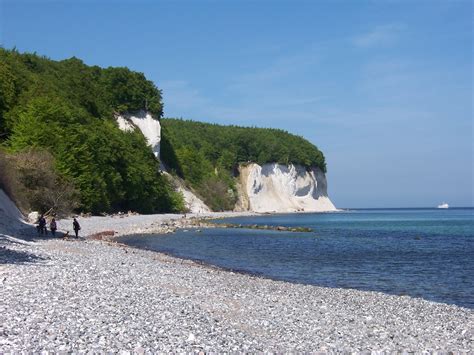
[0,48,327,214]
[0,48,181,214]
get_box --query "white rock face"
[28,211,40,224]
[116,116,135,132]
[0,190,23,222]
[162,172,211,214]
[116,110,161,158]
[178,187,211,213]
[237,163,336,213]
[115,114,334,214]
[116,112,212,213]
[0,189,27,236]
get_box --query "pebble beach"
[1,213,473,352]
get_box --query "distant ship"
[437,202,449,209]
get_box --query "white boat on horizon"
[437,202,449,209]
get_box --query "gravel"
[1,214,473,352]
[58,212,254,238]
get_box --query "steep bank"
[0,189,28,236]
[116,110,162,159]
[116,113,210,213]
[160,118,331,212]
[236,163,336,213]
[116,115,336,213]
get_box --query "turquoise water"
[118,208,474,308]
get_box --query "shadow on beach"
[4,221,71,242]
[0,239,45,265]
[0,222,65,265]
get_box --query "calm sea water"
[118,208,474,308]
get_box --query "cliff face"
[235,163,336,213]
[116,110,161,158]
[116,112,210,213]
[116,114,336,213]
[161,172,211,214]
[0,189,26,236]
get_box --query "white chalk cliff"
[0,189,27,236]
[116,110,161,158]
[167,174,211,214]
[116,111,211,213]
[178,187,211,213]
[116,113,335,213]
[235,163,336,213]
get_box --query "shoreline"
[110,213,473,310]
[1,212,473,351]
[59,211,259,241]
[112,238,474,312]
[59,209,341,242]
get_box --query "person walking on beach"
[49,218,57,237]
[36,215,42,236]
[37,215,46,236]
[42,215,48,235]
[73,218,81,238]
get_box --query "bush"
[197,177,237,212]
[0,149,79,216]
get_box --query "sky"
[1,0,472,208]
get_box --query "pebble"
[0,214,473,352]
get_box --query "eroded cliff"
[116,112,210,213]
[117,114,336,213]
[116,110,161,158]
[235,163,336,213]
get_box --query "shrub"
[197,177,237,212]
[0,148,79,216]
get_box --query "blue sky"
[1,0,472,207]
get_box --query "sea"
[118,208,474,309]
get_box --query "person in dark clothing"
[50,218,57,237]
[36,215,43,236]
[41,216,47,235]
[37,215,46,236]
[73,218,81,238]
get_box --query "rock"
[28,211,40,223]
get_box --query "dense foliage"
[0,48,328,213]
[0,148,79,216]
[0,49,183,214]
[161,118,326,210]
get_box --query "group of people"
[36,215,56,236]
[36,215,81,238]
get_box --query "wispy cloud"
[352,24,405,48]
